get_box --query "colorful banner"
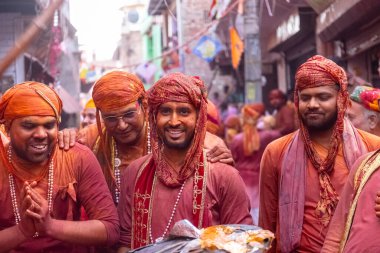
[192,35,223,63]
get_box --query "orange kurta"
[0,144,119,252]
[259,130,380,253]
[118,153,253,249]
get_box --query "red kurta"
[259,130,380,253]
[0,144,119,252]
[118,154,253,249]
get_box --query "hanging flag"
[230,27,244,69]
[192,35,223,63]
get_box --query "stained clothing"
[118,154,253,249]
[259,129,380,253]
[322,151,380,253]
[0,144,120,252]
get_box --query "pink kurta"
[118,154,253,248]
[322,152,380,253]
[0,144,119,252]
[230,130,280,210]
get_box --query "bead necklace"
[8,146,54,238]
[114,142,121,204]
[149,178,187,243]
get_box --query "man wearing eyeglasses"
[73,70,233,205]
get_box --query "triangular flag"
[230,27,244,69]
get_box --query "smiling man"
[0,82,119,252]
[76,71,234,205]
[117,73,253,252]
[259,55,380,253]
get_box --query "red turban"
[206,99,221,135]
[241,103,265,156]
[92,70,147,112]
[0,81,62,123]
[148,72,208,186]
[294,55,349,224]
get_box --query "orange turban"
[294,55,349,225]
[241,103,264,156]
[148,72,208,186]
[84,98,96,109]
[0,81,62,123]
[206,99,221,135]
[92,70,147,112]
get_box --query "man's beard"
[301,111,338,132]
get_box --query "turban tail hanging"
[294,55,349,226]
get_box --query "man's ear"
[368,113,379,130]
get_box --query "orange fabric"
[241,103,264,156]
[206,99,221,135]
[92,70,146,113]
[230,27,244,70]
[294,55,349,226]
[84,98,95,109]
[148,73,208,187]
[259,129,380,253]
[91,71,149,195]
[0,81,62,123]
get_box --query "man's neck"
[309,127,334,147]
[162,147,188,173]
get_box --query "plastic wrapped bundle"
[131,220,274,253]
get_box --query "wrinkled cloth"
[259,127,380,253]
[241,103,265,156]
[0,144,120,252]
[118,153,253,249]
[90,71,149,196]
[294,55,349,229]
[148,73,208,187]
[206,99,222,135]
[321,150,380,253]
[357,87,380,112]
[0,81,62,123]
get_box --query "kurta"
[230,130,280,223]
[322,152,380,253]
[259,130,380,253]
[0,144,120,253]
[273,104,297,135]
[118,154,253,248]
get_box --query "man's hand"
[206,146,234,165]
[58,128,77,150]
[24,184,53,237]
[375,191,380,218]
[18,182,37,238]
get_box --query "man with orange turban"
[117,73,252,252]
[75,70,233,205]
[0,82,119,252]
[230,103,280,224]
[81,98,97,128]
[259,55,380,253]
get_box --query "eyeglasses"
[102,107,141,126]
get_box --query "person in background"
[268,88,297,135]
[206,99,223,137]
[117,73,252,252]
[346,85,380,136]
[224,114,241,147]
[81,98,97,129]
[230,103,280,224]
[0,81,119,252]
[259,55,380,253]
